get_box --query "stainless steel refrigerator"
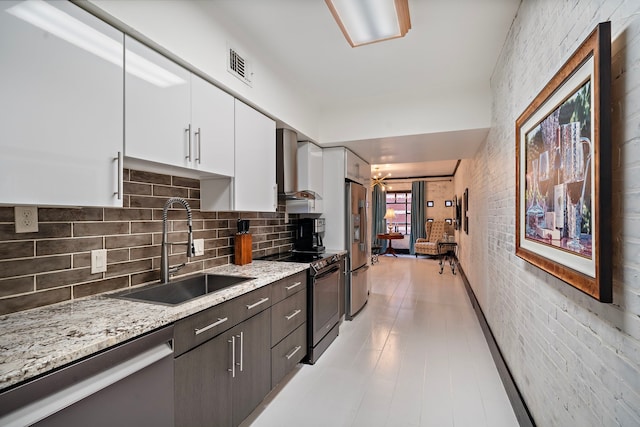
[345,181,369,319]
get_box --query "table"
[438,241,458,274]
[376,233,404,257]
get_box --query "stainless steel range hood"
[276,129,320,200]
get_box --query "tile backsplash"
[0,169,296,315]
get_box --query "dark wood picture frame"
[463,188,469,234]
[515,22,611,302]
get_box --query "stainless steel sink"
[111,274,255,306]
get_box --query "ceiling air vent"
[228,47,252,86]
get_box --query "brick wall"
[456,1,640,425]
[425,180,455,222]
[0,169,296,315]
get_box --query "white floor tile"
[246,256,518,427]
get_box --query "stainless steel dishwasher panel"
[0,326,174,427]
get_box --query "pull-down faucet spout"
[161,197,196,284]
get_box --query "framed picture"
[454,195,461,230]
[427,201,434,207]
[464,188,469,234]
[515,22,611,302]
[445,200,453,207]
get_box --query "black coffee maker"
[294,218,325,253]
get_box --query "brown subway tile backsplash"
[0,241,34,260]
[39,208,103,222]
[0,288,71,316]
[74,222,129,237]
[129,170,171,185]
[73,276,129,299]
[0,277,34,298]
[36,237,103,256]
[0,170,297,314]
[37,268,102,290]
[0,256,71,279]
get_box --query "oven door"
[312,265,341,346]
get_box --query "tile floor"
[242,255,518,427]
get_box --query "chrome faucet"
[161,197,196,283]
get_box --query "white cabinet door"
[0,0,123,207]
[191,75,234,176]
[125,36,191,168]
[234,100,276,212]
[345,149,369,185]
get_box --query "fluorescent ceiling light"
[6,0,185,88]
[326,0,411,47]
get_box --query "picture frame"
[464,188,469,234]
[427,200,434,207]
[454,195,461,230]
[445,200,453,207]
[515,22,612,302]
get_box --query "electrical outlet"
[194,239,205,256]
[15,206,38,233]
[91,249,107,274]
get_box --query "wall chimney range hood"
[276,129,321,200]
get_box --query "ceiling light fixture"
[325,0,411,48]
[371,168,392,191]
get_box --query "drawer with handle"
[271,323,306,388]
[271,287,306,345]
[271,270,307,304]
[174,285,271,356]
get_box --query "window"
[386,191,411,235]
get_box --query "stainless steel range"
[260,251,342,364]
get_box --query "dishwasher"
[0,326,174,427]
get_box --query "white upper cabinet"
[191,75,235,176]
[125,36,234,176]
[286,141,324,214]
[201,100,276,212]
[345,149,370,185]
[125,36,190,169]
[0,0,124,207]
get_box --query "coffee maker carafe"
[294,218,325,253]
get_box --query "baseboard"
[457,265,536,427]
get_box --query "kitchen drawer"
[271,271,307,304]
[174,285,271,356]
[271,323,306,388]
[271,287,307,346]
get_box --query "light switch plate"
[91,249,107,274]
[194,239,205,256]
[15,206,38,233]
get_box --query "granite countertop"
[0,260,308,391]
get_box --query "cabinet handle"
[285,345,302,360]
[285,281,302,291]
[285,309,302,321]
[114,151,122,200]
[237,331,244,372]
[185,124,192,161]
[195,127,201,164]
[273,184,278,211]
[194,317,228,335]
[228,335,236,378]
[246,297,269,310]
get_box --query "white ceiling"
[199,0,520,179]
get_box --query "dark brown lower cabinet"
[175,308,271,427]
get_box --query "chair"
[415,220,452,257]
